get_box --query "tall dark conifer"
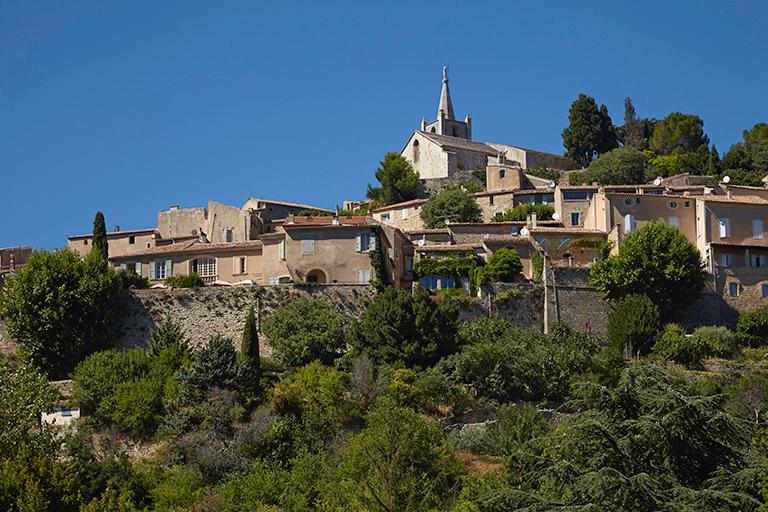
[240,305,260,392]
[92,211,108,261]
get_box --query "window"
[668,201,678,209]
[152,261,171,280]
[753,254,767,268]
[402,208,409,220]
[224,228,234,243]
[489,195,494,205]
[235,256,246,274]
[84,239,88,245]
[684,201,691,208]
[624,213,636,233]
[719,217,731,238]
[413,139,419,163]
[405,257,414,273]
[302,237,315,255]
[356,233,371,252]
[358,269,372,284]
[278,239,286,260]
[571,212,580,226]
[721,253,732,267]
[499,169,506,179]
[129,236,135,244]
[442,275,456,289]
[623,198,635,206]
[729,282,739,297]
[646,190,662,196]
[196,258,217,277]
[762,284,768,299]
[754,219,764,240]
[381,213,391,222]
[563,191,593,201]
[420,275,439,290]
[667,216,680,228]
[135,262,142,275]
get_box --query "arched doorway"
[306,269,327,284]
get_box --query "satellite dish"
[723,175,731,184]
[520,227,530,236]
[552,212,561,220]
[548,181,556,188]
[653,177,662,186]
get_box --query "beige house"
[67,228,158,259]
[110,239,264,285]
[261,216,379,285]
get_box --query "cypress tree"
[92,211,108,261]
[240,306,260,391]
[562,93,603,167]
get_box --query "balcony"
[201,274,218,285]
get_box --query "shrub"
[692,326,736,357]
[652,324,703,365]
[458,317,512,345]
[109,376,166,439]
[607,294,660,356]
[483,248,523,282]
[262,297,347,368]
[737,306,768,347]
[531,250,543,283]
[165,272,205,288]
[0,250,123,378]
[147,318,189,358]
[177,335,239,395]
[569,146,650,185]
[420,187,482,228]
[347,287,459,368]
[496,203,554,222]
[116,269,149,289]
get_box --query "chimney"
[170,205,179,211]
[287,213,295,224]
[531,212,538,229]
[114,225,120,232]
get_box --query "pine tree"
[92,211,108,261]
[623,97,641,148]
[239,306,260,392]
[562,93,603,167]
[597,105,618,155]
[707,145,721,176]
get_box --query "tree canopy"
[420,186,482,228]
[590,222,706,320]
[92,211,108,261]
[569,146,650,185]
[562,93,617,167]
[650,112,709,155]
[366,152,420,207]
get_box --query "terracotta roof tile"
[110,240,262,260]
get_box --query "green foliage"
[471,168,487,186]
[368,230,389,289]
[737,305,768,347]
[420,186,482,228]
[348,287,459,368]
[569,146,650,185]
[0,361,58,452]
[115,269,149,289]
[109,376,165,439]
[0,250,123,378]
[165,272,204,288]
[653,324,735,366]
[495,202,554,221]
[562,93,617,167]
[412,253,484,283]
[336,399,462,511]
[483,247,523,282]
[296,208,330,217]
[72,348,150,421]
[366,152,420,207]
[607,294,660,356]
[526,164,562,182]
[80,485,139,512]
[442,323,600,403]
[723,123,768,183]
[531,250,543,283]
[650,112,710,155]
[590,221,706,320]
[147,318,188,358]
[178,335,240,394]
[93,211,109,261]
[261,297,346,367]
[622,96,654,150]
[239,306,260,393]
[495,365,760,511]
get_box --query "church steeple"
[437,65,455,120]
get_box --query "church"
[400,66,579,180]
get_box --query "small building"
[67,228,158,259]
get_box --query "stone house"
[66,228,158,259]
[110,239,264,285]
[0,245,32,286]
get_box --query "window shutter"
[135,262,142,275]
[369,233,377,250]
[187,260,193,274]
[149,262,156,280]
[355,234,362,252]
[165,259,173,277]
[279,240,286,260]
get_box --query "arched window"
[430,127,436,133]
[413,139,419,163]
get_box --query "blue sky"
[2,1,767,249]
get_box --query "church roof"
[418,131,497,155]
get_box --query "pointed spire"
[438,64,455,120]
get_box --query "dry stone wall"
[120,285,376,355]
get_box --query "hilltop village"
[46,67,768,312]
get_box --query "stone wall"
[544,267,610,339]
[418,170,484,198]
[120,285,376,355]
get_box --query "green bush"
[147,318,189,358]
[652,324,697,365]
[165,272,205,288]
[458,317,512,345]
[607,294,660,356]
[109,376,166,439]
[496,203,554,222]
[0,250,123,378]
[692,325,736,356]
[736,305,768,346]
[531,250,543,283]
[483,248,523,282]
[116,269,149,289]
[262,297,347,368]
[420,187,482,228]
